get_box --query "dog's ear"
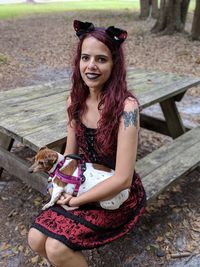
[44,151,58,167]
[39,146,48,152]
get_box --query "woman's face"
[79,36,113,92]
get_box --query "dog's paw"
[42,203,53,210]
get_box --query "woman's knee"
[45,238,73,265]
[28,228,47,254]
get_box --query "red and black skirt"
[31,173,146,250]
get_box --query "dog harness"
[49,154,86,196]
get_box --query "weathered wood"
[140,113,170,136]
[160,98,186,138]
[0,68,200,184]
[136,126,200,178]
[0,145,47,194]
[140,113,191,137]
[137,77,200,109]
[141,141,200,200]
[0,79,70,102]
[1,68,199,150]
[0,133,14,176]
[136,126,200,200]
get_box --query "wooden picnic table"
[0,67,200,194]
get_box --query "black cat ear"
[106,26,127,46]
[73,20,95,39]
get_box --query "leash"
[50,154,86,196]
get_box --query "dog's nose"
[28,168,33,173]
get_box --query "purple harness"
[49,154,86,196]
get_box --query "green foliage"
[0,1,139,20]
[0,54,8,64]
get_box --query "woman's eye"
[98,57,106,63]
[81,56,89,61]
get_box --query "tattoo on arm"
[123,109,138,129]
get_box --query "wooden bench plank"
[136,126,200,200]
[0,145,47,194]
[143,142,200,200]
[136,126,200,177]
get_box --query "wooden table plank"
[138,76,200,108]
[1,95,66,120]
[0,68,200,151]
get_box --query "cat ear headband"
[73,20,127,46]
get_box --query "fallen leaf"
[31,255,39,264]
[0,243,11,252]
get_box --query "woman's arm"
[64,98,139,207]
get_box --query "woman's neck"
[88,87,101,102]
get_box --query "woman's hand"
[57,193,73,205]
[57,193,78,210]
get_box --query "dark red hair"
[68,27,134,156]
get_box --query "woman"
[28,20,146,267]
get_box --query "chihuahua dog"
[29,147,129,210]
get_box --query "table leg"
[160,98,186,139]
[0,132,14,177]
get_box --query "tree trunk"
[140,0,151,19]
[151,0,159,19]
[140,0,158,19]
[181,0,190,25]
[26,0,35,3]
[151,0,190,35]
[191,0,200,40]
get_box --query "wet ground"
[143,94,200,128]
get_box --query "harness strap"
[50,154,86,196]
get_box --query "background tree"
[191,0,200,40]
[151,0,190,34]
[26,0,35,3]
[140,0,159,19]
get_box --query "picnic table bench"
[0,67,200,201]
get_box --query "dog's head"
[29,146,58,173]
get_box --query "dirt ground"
[0,10,200,267]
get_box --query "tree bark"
[26,0,35,3]
[151,0,159,19]
[151,0,190,35]
[140,0,151,19]
[191,0,200,40]
[140,0,159,19]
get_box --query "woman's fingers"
[57,193,73,205]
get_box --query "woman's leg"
[45,237,88,267]
[28,228,48,258]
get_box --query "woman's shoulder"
[123,97,139,112]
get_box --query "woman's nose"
[87,59,97,70]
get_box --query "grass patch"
[0,54,8,64]
[0,1,139,19]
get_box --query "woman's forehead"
[81,37,111,56]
